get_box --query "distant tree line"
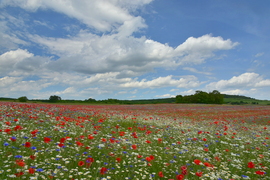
[175,90,224,104]
[6,91,269,105]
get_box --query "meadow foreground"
[1,102,270,180]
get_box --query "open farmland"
[1,102,270,180]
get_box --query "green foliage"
[18,96,28,102]
[0,97,16,101]
[176,90,224,104]
[49,95,61,103]
[85,98,97,103]
[175,95,183,103]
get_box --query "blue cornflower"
[4,142,9,146]
[15,155,23,158]
[31,146,37,150]
[36,168,44,172]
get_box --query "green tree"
[194,90,209,103]
[49,95,61,103]
[18,96,28,102]
[209,90,223,104]
[85,98,97,102]
[175,95,183,103]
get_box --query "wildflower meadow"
[0,102,270,180]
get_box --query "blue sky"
[1,0,270,100]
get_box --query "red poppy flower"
[14,125,23,131]
[176,174,184,180]
[204,162,213,167]
[100,167,107,174]
[255,171,265,175]
[86,157,94,163]
[158,171,164,177]
[116,157,121,163]
[60,137,66,143]
[76,141,84,146]
[4,128,11,134]
[145,157,152,162]
[110,138,115,143]
[78,161,84,166]
[149,155,155,160]
[247,162,255,168]
[119,131,125,136]
[131,144,137,150]
[44,137,51,143]
[58,143,64,147]
[88,134,94,139]
[31,129,38,136]
[15,172,24,177]
[29,155,36,160]
[24,142,31,148]
[145,140,151,143]
[180,165,187,172]
[195,172,203,177]
[137,155,142,158]
[28,168,35,174]
[16,160,25,167]
[215,156,220,161]
[194,159,202,165]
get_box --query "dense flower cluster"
[0,102,270,179]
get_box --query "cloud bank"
[1,0,269,100]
